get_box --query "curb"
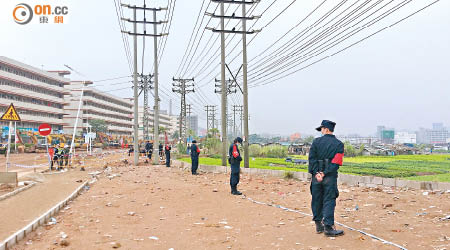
[0,180,89,250]
[0,182,36,202]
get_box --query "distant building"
[376,125,395,144]
[64,81,133,136]
[394,132,416,144]
[0,56,68,134]
[137,107,175,140]
[416,123,449,145]
[188,115,199,136]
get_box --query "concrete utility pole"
[205,105,217,133]
[207,0,259,168]
[207,0,259,167]
[172,78,194,144]
[121,3,168,166]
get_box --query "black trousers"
[310,174,339,226]
[191,156,198,173]
[230,164,240,189]
[165,153,170,167]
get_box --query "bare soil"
[7,154,449,250]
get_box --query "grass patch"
[178,154,450,182]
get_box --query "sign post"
[38,123,52,170]
[1,103,21,172]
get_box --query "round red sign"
[38,123,52,136]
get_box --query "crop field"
[178,154,450,182]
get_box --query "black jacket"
[229,143,242,164]
[190,144,199,157]
[308,134,344,176]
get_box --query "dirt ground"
[6,153,449,250]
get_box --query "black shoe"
[315,221,324,234]
[324,225,344,237]
[233,190,242,195]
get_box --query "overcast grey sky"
[1,0,449,136]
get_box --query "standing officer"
[309,120,344,237]
[165,144,171,167]
[229,137,243,195]
[145,140,152,161]
[190,140,200,175]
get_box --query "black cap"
[235,137,243,143]
[192,140,197,143]
[315,120,336,132]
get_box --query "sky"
[1,0,449,137]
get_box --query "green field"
[178,154,450,182]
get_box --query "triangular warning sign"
[1,103,21,121]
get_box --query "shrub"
[249,144,262,157]
[262,145,287,158]
[284,171,294,179]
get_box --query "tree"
[89,119,108,134]
[304,136,315,144]
[171,130,179,140]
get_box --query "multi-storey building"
[0,56,68,136]
[138,107,180,140]
[64,81,133,136]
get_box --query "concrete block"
[419,182,438,191]
[271,170,284,177]
[437,182,450,191]
[395,179,408,188]
[405,180,421,190]
[382,178,396,187]
[0,172,17,185]
[372,177,383,185]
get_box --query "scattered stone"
[213,189,218,192]
[224,226,233,229]
[128,211,136,216]
[106,202,112,207]
[383,204,393,209]
[60,232,68,239]
[423,191,429,196]
[111,242,121,248]
[60,239,70,246]
[149,236,159,240]
[47,217,57,225]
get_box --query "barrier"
[172,160,450,191]
[0,181,89,250]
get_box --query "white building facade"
[0,56,68,136]
[64,81,133,136]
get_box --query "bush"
[249,144,262,157]
[262,145,287,158]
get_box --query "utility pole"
[186,104,193,141]
[172,78,194,143]
[121,3,168,166]
[214,78,237,95]
[207,0,259,167]
[205,105,217,133]
[138,73,154,141]
[232,105,243,138]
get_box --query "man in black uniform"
[165,144,171,167]
[159,143,164,159]
[190,140,200,175]
[309,120,344,237]
[145,141,152,161]
[229,137,243,195]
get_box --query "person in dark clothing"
[159,143,164,159]
[145,141,152,160]
[190,140,200,175]
[165,144,171,167]
[309,120,344,237]
[229,137,243,195]
[128,145,134,157]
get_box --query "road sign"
[38,123,52,136]
[0,103,21,121]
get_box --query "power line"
[250,0,441,88]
